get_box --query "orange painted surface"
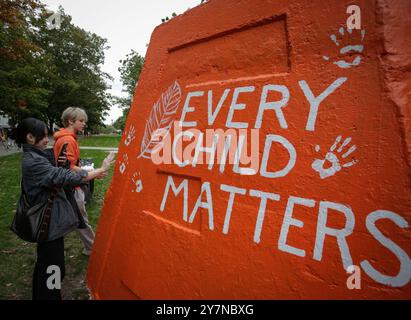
[87,0,411,299]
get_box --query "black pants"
[32,237,66,300]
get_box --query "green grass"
[0,140,119,300]
[78,134,121,147]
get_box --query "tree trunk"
[48,117,54,134]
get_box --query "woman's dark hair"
[11,118,48,147]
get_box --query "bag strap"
[20,178,60,243]
[37,148,70,242]
[36,185,59,242]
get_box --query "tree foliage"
[114,49,144,131]
[0,1,112,132]
[0,0,47,124]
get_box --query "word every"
[180,77,347,131]
[150,77,350,176]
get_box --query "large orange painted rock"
[87,0,411,299]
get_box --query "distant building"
[0,115,11,129]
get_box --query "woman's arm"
[82,167,107,182]
[25,157,102,189]
[24,151,115,189]
[59,151,115,181]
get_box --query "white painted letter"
[160,176,189,221]
[299,78,348,131]
[314,201,355,270]
[216,134,233,173]
[180,91,203,127]
[360,210,411,287]
[208,89,230,125]
[220,184,247,234]
[233,133,258,175]
[255,84,289,129]
[278,196,316,257]
[193,132,220,168]
[226,86,254,129]
[260,135,296,178]
[189,182,214,230]
[249,189,280,243]
[172,130,195,167]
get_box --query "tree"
[113,106,129,132]
[96,123,115,134]
[31,6,113,132]
[0,0,50,125]
[114,49,144,130]
[0,2,112,132]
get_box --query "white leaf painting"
[138,81,182,159]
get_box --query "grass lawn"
[0,142,119,299]
[78,134,121,147]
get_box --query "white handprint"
[119,153,129,174]
[323,27,366,69]
[124,125,136,146]
[312,135,358,179]
[131,172,143,193]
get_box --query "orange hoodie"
[53,128,80,169]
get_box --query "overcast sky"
[41,0,201,124]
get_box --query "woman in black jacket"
[12,118,113,300]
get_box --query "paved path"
[0,146,118,158]
[0,144,21,157]
[79,146,118,152]
[1,134,120,158]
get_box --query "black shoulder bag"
[10,182,59,243]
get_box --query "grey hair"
[61,107,88,127]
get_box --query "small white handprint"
[124,125,136,147]
[312,135,358,179]
[119,153,129,174]
[131,172,143,193]
[323,27,366,69]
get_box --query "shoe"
[82,248,91,256]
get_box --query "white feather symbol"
[138,81,182,159]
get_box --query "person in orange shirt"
[53,107,102,256]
